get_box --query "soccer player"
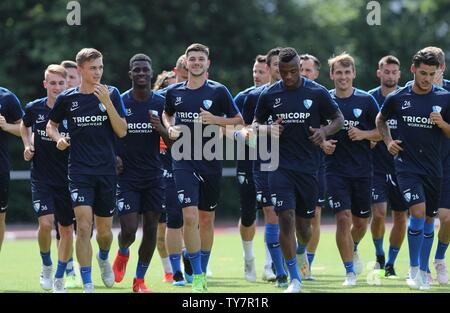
[20,64,74,293]
[162,43,243,292]
[376,48,450,290]
[0,87,23,252]
[238,48,286,286]
[423,46,450,285]
[111,54,168,293]
[60,60,81,88]
[47,48,127,293]
[157,54,192,286]
[298,53,322,280]
[326,53,381,286]
[234,54,269,282]
[253,47,344,292]
[368,55,407,278]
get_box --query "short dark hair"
[378,55,400,69]
[255,54,267,64]
[266,47,282,66]
[412,49,440,68]
[421,46,445,66]
[129,53,152,69]
[185,43,209,58]
[60,60,77,69]
[328,52,355,73]
[300,54,321,70]
[279,47,299,63]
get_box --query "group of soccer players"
[0,43,449,293]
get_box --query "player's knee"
[39,218,54,233]
[336,212,351,228]
[440,211,450,225]
[241,210,256,227]
[199,213,214,229]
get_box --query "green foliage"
[1,0,450,222]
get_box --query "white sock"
[242,240,254,261]
[264,242,272,267]
[161,257,172,273]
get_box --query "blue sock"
[373,238,385,257]
[40,251,52,266]
[188,251,203,275]
[80,266,92,284]
[407,216,425,267]
[55,260,68,279]
[98,249,109,261]
[169,253,182,274]
[200,250,211,274]
[344,261,354,274]
[136,261,149,279]
[435,241,449,260]
[65,258,74,275]
[307,252,315,269]
[265,224,285,277]
[119,247,129,256]
[386,246,400,266]
[296,242,306,255]
[286,257,301,282]
[353,242,359,252]
[420,221,434,272]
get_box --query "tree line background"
[1,0,449,223]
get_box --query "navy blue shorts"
[164,174,183,228]
[326,175,372,218]
[372,173,408,211]
[268,169,318,218]
[316,163,326,208]
[237,171,258,227]
[68,174,117,217]
[253,170,271,207]
[31,181,74,226]
[0,172,9,213]
[173,170,221,211]
[117,178,164,217]
[397,172,442,217]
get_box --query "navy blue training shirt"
[49,86,126,176]
[381,85,450,177]
[369,86,399,175]
[326,88,380,177]
[164,80,240,175]
[118,90,165,182]
[0,87,23,174]
[234,85,257,172]
[254,78,339,174]
[22,98,69,185]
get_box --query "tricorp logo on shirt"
[72,115,108,126]
[401,115,435,129]
[274,112,310,124]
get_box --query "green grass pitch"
[0,226,449,293]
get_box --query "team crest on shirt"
[98,102,107,112]
[256,193,262,203]
[203,100,213,110]
[432,105,442,113]
[353,108,362,118]
[237,174,245,185]
[403,192,411,203]
[62,119,68,129]
[33,201,40,212]
[303,99,313,110]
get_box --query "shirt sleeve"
[164,88,176,116]
[317,87,339,120]
[380,93,395,120]
[48,94,67,123]
[366,94,380,129]
[254,90,271,123]
[5,92,23,123]
[110,87,126,118]
[22,102,35,128]
[220,86,240,118]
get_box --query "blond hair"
[45,64,67,80]
[328,52,355,73]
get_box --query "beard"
[382,81,396,88]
